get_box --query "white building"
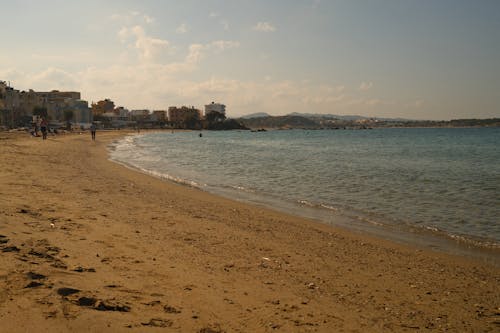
[204,102,226,117]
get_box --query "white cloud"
[209,11,219,18]
[176,23,189,34]
[118,25,171,62]
[220,20,230,31]
[359,81,373,91]
[253,22,276,32]
[143,15,155,24]
[210,40,240,51]
[110,11,155,25]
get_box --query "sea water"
[109,128,500,256]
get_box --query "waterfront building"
[168,106,202,128]
[152,110,167,122]
[91,99,115,116]
[204,102,226,117]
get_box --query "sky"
[1,0,499,120]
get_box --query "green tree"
[205,111,226,124]
[185,113,201,129]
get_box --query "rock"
[25,281,44,288]
[27,272,46,280]
[73,266,96,273]
[0,238,9,244]
[141,318,172,328]
[77,297,97,307]
[2,246,20,253]
[95,301,130,312]
[57,287,80,296]
[164,305,181,313]
[307,282,316,289]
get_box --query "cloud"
[359,81,373,91]
[5,67,79,91]
[110,11,155,25]
[253,22,276,32]
[220,20,230,31]
[210,40,240,51]
[118,25,170,62]
[176,23,189,34]
[209,11,219,18]
[143,15,155,24]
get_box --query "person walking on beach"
[90,123,96,141]
[40,118,48,140]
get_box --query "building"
[204,102,226,117]
[114,106,129,117]
[91,99,115,116]
[168,106,202,128]
[0,81,20,127]
[130,109,150,120]
[1,81,91,127]
[152,110,167,122]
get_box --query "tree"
[185,113,201,129]
[205,111,226,124]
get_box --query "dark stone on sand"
[27,272,46,280]
[57,287,80,296]
[0,238,9,244]
[51,261,68,269]
[164,305,181,314]
[28,249,54,259]
[73,267,96,273]
[95,301,130,312]
[141,318,173,328]
[77,297,97,307]
[0,234,7,238]
[2,246,20,253]
[19,209,29,214]
[25,281,44,288]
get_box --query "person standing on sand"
[40,118,48,140]
[90,123,96,141]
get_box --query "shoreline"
[1,130,499,332]
[109,130,500,266]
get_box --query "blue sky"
[1,0,499,120]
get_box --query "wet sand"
[0,130,498,332]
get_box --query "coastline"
[1,130,499,332]
[110,130,500,264]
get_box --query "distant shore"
[0,130,499,332]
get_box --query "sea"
[109,127,500,263]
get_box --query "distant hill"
[236,114,500,129]
[240,112,271,119]
[287,112,411,122]
[237,115,319,129]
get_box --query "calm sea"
[109,128,500,256]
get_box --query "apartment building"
[168,106,202,127]
[204,102,226,117]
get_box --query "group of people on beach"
[31,117,49,139]
[31,118,97,141]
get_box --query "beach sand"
[0,130,498,332]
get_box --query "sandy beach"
[0,130,498,332]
